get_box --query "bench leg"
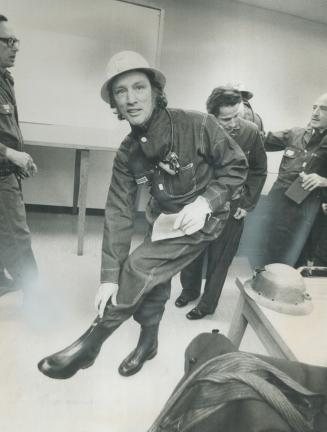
[228,291,248,348]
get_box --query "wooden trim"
[114,0,165,68]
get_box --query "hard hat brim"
[243,279,313,316]
[100,67,166,104]
[240,90,254,101]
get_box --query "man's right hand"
[94,282,119,318]
[5,147,36,172]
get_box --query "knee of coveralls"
[133,281,171,327]
[0,174,38,290]
[116,229,211,307]
[179,251,206,299]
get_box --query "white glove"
[173,196,211,235]
[233,207,247,220]
[94,282,118,318]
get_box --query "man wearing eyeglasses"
[0,15,38,299]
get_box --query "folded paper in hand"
[151,213,185,242]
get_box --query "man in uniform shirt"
[0,15,37,298]
[257,92,327,266]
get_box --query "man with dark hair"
[0,15,38,298]
[175,86,267,319]
[38,52,248,379]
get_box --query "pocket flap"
[283,148,297,158]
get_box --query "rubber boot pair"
[119,324,159,377]
[38,316,119,379]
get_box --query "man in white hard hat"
[38,51,248,379]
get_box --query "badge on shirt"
[285,149,295,157]
[136,176,148,185]
[1,104,10,113]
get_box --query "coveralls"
[99,108,248,330]
[0,70,37,291]
[179,118,267,313]
[257,127,327,266]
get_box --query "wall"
[0,0,161,207]
[3,0,327,206]
[157,0,327,193]
[160,0,327,130]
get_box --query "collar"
[131,108,172,162]
[304,126,327,148]
[0,68,14,85]
[313,127,327,135]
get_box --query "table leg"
[73,150,82,215]
[77,149,90,255]
[228,291,248,348]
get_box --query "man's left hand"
[233,207,247,220]
[301,173,327,191]
[174,196,211,235]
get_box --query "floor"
[0,211,266,432]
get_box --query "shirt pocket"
[280,146,301,171]
[162,162,196,197]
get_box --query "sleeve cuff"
[100,267,120,284]
[0,143,8,158]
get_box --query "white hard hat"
[244,263,313,315]
[100,50,166,104]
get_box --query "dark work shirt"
[0,70,24,171]
[101,108,248,283]
[265,127,327,187]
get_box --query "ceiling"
[234,0,327,26]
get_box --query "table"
[21,122,121,255]
[228,271,327,367]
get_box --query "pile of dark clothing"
[149,332,327,432]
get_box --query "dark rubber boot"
[38,316,119,379]
[118,324,159,377]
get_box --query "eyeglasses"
[0,37,20,49]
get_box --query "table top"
[20,121,125,151]
[238,275,327,367]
